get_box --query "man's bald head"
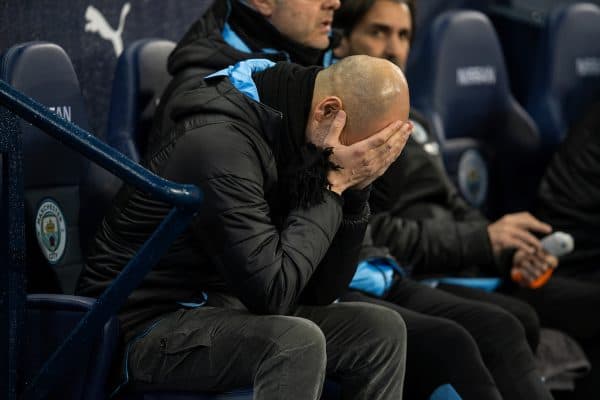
[308,55,409,145]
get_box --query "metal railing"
[0,79,203,400]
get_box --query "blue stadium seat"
[1,41,120,399]
[1,41,92,295]
[406,0,496,82]
[441,137,489,210]
[526,3,600,151]
[107,39,175,162]
[23,295,120,400]
[411,0,496,36]
[409,4,497,210]
[409,10,541,217]
[0,41,251,400]
[83,39,178,245]
[2,41,342,400]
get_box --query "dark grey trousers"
[126,299,407,400]
[343,278,553,400]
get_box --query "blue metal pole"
[0,80,200,211]
[0,106,26,400]
[21,207,196,400]
[0,80,203,400]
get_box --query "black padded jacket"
[77,70,369,341]
[369,111,511,278]
[535,101,600,277]
[148,0,333,156]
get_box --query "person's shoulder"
[409,109,428,127]
[179,115,263,158]
[166,1,239,78]
[160,118,270,187]
[179,0,228,40]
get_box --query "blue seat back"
[107,39,175,162]
[442,138,489,209]
[410,11,541,216]
[2,39,339,400]
[1,41,120,400]
[411,11,519,141]
[86,39,176,259]
[1,42,91,294]
[1,40,253,400]
[22,295,119,400]
[406,0,495,81]
[527,3,600,148]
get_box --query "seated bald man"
[77,56,412,400]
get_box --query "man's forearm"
[370,212,496,276]
[300,189,371,304]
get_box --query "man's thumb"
[327,110,346,142]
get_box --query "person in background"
[334,0,600,399]
[149,0,342,154]
[535,101,600,282]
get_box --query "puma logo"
[84,2,131,56]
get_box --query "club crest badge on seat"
[35,199,67,264]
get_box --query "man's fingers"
[502,235,537,254]
[368,122,412,161]
[391,121,413,150]
[512,248,555,286]
[325,110,347,145]
[529,257,549,276]
[509,228,543,251]
[516,263,537,284]
[339,120,412,190]
[521,257,548,280]
[513,248,528,264]
[511,212,553,234]
[511,268,531,287]
[363,120,404,149]
[542,253,559,269]
[372,130,405,160]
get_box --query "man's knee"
[477,304,528,349]
[263,316,327,366]
[404,317,495,396]
[416,318,480,360]
[511,300,540,332]
[349,302,407,355]
[508,300,541,349]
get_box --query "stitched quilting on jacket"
[77,61,369,342]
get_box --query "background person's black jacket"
[535,102,600,278]
[78,70,369,342]
[149,0,335,157]
[369,111,511,278]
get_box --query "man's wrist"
[343,185,371,215]
[327,170,347,195]
[328,183,344,196]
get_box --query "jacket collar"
[206,59,283,144]
[206,58,275,102]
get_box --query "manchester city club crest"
[458,149,488,208]
[35,199,67,264]
[410,119,429,144]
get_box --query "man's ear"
[314,97,343,122]
[247,0,276,17]
[333,37,350,58]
